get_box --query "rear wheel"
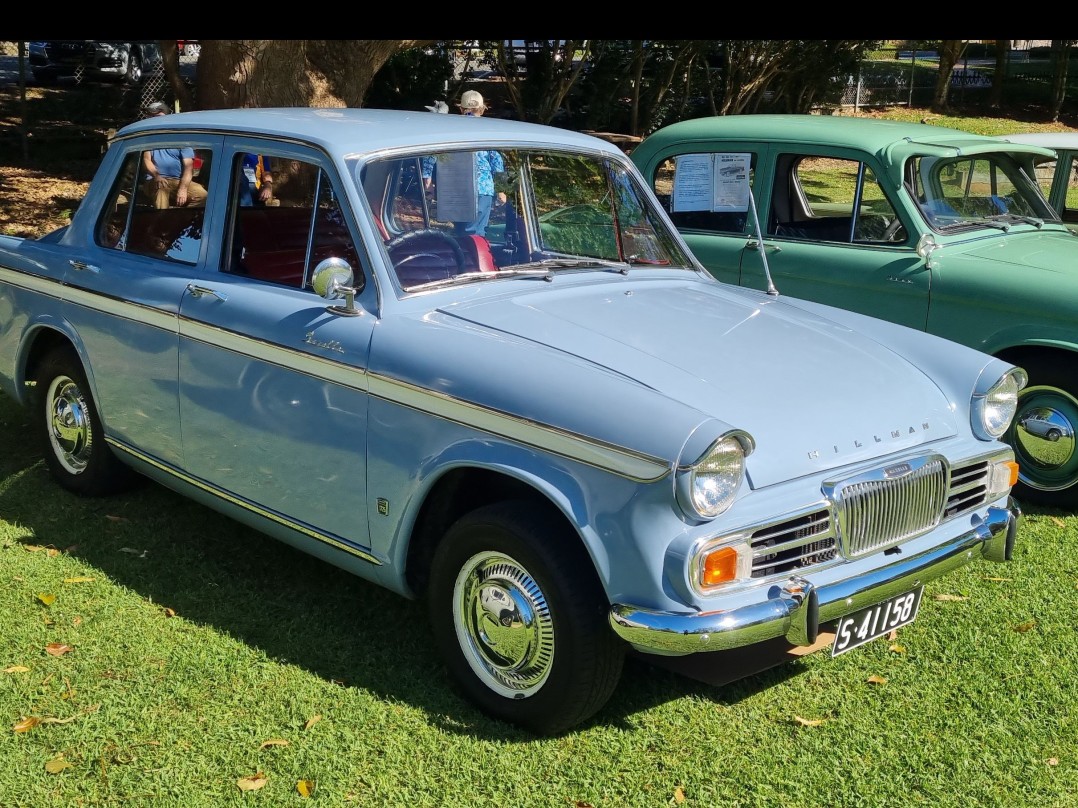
[1009,354,1078,510]
[33,346,137,496]
[124,49,143,85]
[428,501,624,735]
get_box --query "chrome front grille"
[945,459,990,518]
[831,455,947,558]
[745,453,995,579]
[750,509,836,578]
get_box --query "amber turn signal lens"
[701,546,738,587]
[1005,460,1019,486]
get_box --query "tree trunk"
[1048,40,1074,122]
[931,39,966,112]
[187,39,432,110]
[989,39,1008,109]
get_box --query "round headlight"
[975,368,1027,439]
[678,434,749,519]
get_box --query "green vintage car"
[632,114,1078,509]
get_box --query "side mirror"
[312,257,362,317]
[915,233,941,269]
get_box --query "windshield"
[357,148,692,291]
[907,153,1058,233]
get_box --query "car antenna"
[747,186,779,296]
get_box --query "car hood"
[949,228,1078,273]
[439,278,958,489]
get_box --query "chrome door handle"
[68,259,101,273]
[186,284,228,301]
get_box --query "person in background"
[141,102,207,209]
[239,153,273,207]
[421,90,507,237]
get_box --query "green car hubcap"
[1012,384,1078,493]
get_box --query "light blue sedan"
[0,108,1024,734]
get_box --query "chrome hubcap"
[47,375,92,475]
[452,551,554,698]
[1012,385,1078,492]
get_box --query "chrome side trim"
[108,439,381,565]
[180,315,672,483]
[610,501,1020,656]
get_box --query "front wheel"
[428,501,624,735]
[33,346,137,497]
[1009,355,1078,510]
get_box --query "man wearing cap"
[141,102,208,209]
[421,90,507,237]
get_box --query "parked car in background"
[632,114,1078,510]
[28,40,162,85]
[0,109,1024,734]
[1002,132,1078,233]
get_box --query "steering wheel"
[880,216,905,242]
[385,228,467,275]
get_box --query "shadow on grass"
[0,389,998,740]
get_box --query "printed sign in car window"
[432,152,478,222]
[671,153,750,213]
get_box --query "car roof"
[632,114,1055,166]
[113,107,621,158]
[1003,131,1078,151]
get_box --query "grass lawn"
[2,108,1078,807]
[2,389,1078,807]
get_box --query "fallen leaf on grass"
[1051,517,1065,528]
[23,545,60,557]
[303,715,322,731]
[44,754,73,774]
[297,779,315,798]
[888,643,906,654]
[3,666,30,674]
[866,675,888,685]
[260,739,290,750]
[237,773,268,792]
[933,593,968,602]
[63,577,95,584]
[45,643,73,657]
[1047,757,1059,766]
[1013,620,1037,633]
[13,716,40,732]
[162,607,176,618]
[36,593,56,606]
[673,785,686,803]
[793,715,825,727]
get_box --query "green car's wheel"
[1009,355,1078,510]
[428,501,624,735]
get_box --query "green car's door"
[738,151,931,330]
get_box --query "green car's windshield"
[358,148,693,291]
[907,154,1059,233]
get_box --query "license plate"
[831,587,923,657]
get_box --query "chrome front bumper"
[609,500,1021,656]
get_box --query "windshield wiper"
[404,267,559,292]
[508,257,632,274]
[936,218,1011,232]
[988,214,1044,228]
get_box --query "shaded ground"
[0,79,140,238]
